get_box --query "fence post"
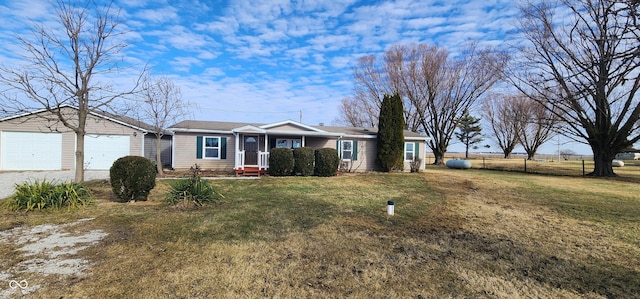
[483,157,486,169]
[582,160,585,177]
[524,159,527,173]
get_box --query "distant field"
[426,152,640,179]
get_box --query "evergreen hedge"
[314,148,340,177]
[293,146,315,176]
[268,148,294,176]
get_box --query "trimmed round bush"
[268,148,294,176]
[110,156,157,202]
[293,146,315,176]
[314,148,340,177]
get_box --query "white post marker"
[387,200,394,216]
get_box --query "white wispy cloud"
[0,0,525,128]
[134,6,179,24]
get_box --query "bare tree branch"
[340,42,508,165]
[0,0,144,182]
[511,0,640,176]
[136,74,191,175]
[481,94,521,158]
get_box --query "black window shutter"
[196,136,203,159]
[221,137,227,159]
[353,140,358,161]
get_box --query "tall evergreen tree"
[377,93,405,171]
[455,110,483,159]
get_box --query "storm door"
[244,136,259,165]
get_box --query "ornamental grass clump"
[165,164,219,208]
[7,180,93,212]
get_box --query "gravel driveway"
[0,170,110,199]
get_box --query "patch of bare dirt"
[0,218,107,298]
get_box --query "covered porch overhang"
[232,127,343,174]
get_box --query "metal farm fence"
[424,153,640,179]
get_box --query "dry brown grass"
[0,170,638,298]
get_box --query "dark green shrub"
[269,147,294,176]
[110,156,156,202]
[7,180,93,211]
[314,148,340,177]
[293,146,315,176]
[377,93,405,172]
[165,165,218,208]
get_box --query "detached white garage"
[1,131,63,170]
[0,106,151,172]
[84,134,130,170]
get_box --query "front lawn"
[1,171,638,298]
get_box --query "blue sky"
[0,0,592,155]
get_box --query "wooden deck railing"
[259,152,269,170]
[235,150,245,170]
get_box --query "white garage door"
[84,134,130,170]
[1,131,62,170]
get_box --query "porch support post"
[302,135,305,147]
[234,132,240,169]
[264,133,269,151]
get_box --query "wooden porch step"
[238,166,265,177]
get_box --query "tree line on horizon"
[335,0,640,177]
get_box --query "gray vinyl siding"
[144,134,172,167]
[172,133,235,171]
[307,137,379,172]
[61,133,75,170]
[267,124,307,132]
[338,138,379,172]
[304,137,334,149]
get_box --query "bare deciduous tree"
[334,96,374,127]
[0,0,143,182]
[338,53,420,130]
[396,43,508,165]
[138,74,190,175]
[481,94,520,158]
[512,0,640,176]
[513,97,557,160]
[341,43,508,165]
[560,149,576,160]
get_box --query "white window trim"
[342,140,353,161]
[404,142,415,161]
[204,136,221,159]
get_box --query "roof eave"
[170,128,234,134]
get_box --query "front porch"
[234,150,269,176]
[231,121,344,176]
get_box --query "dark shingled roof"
[170,120,263,131]
[169,120,427,139]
